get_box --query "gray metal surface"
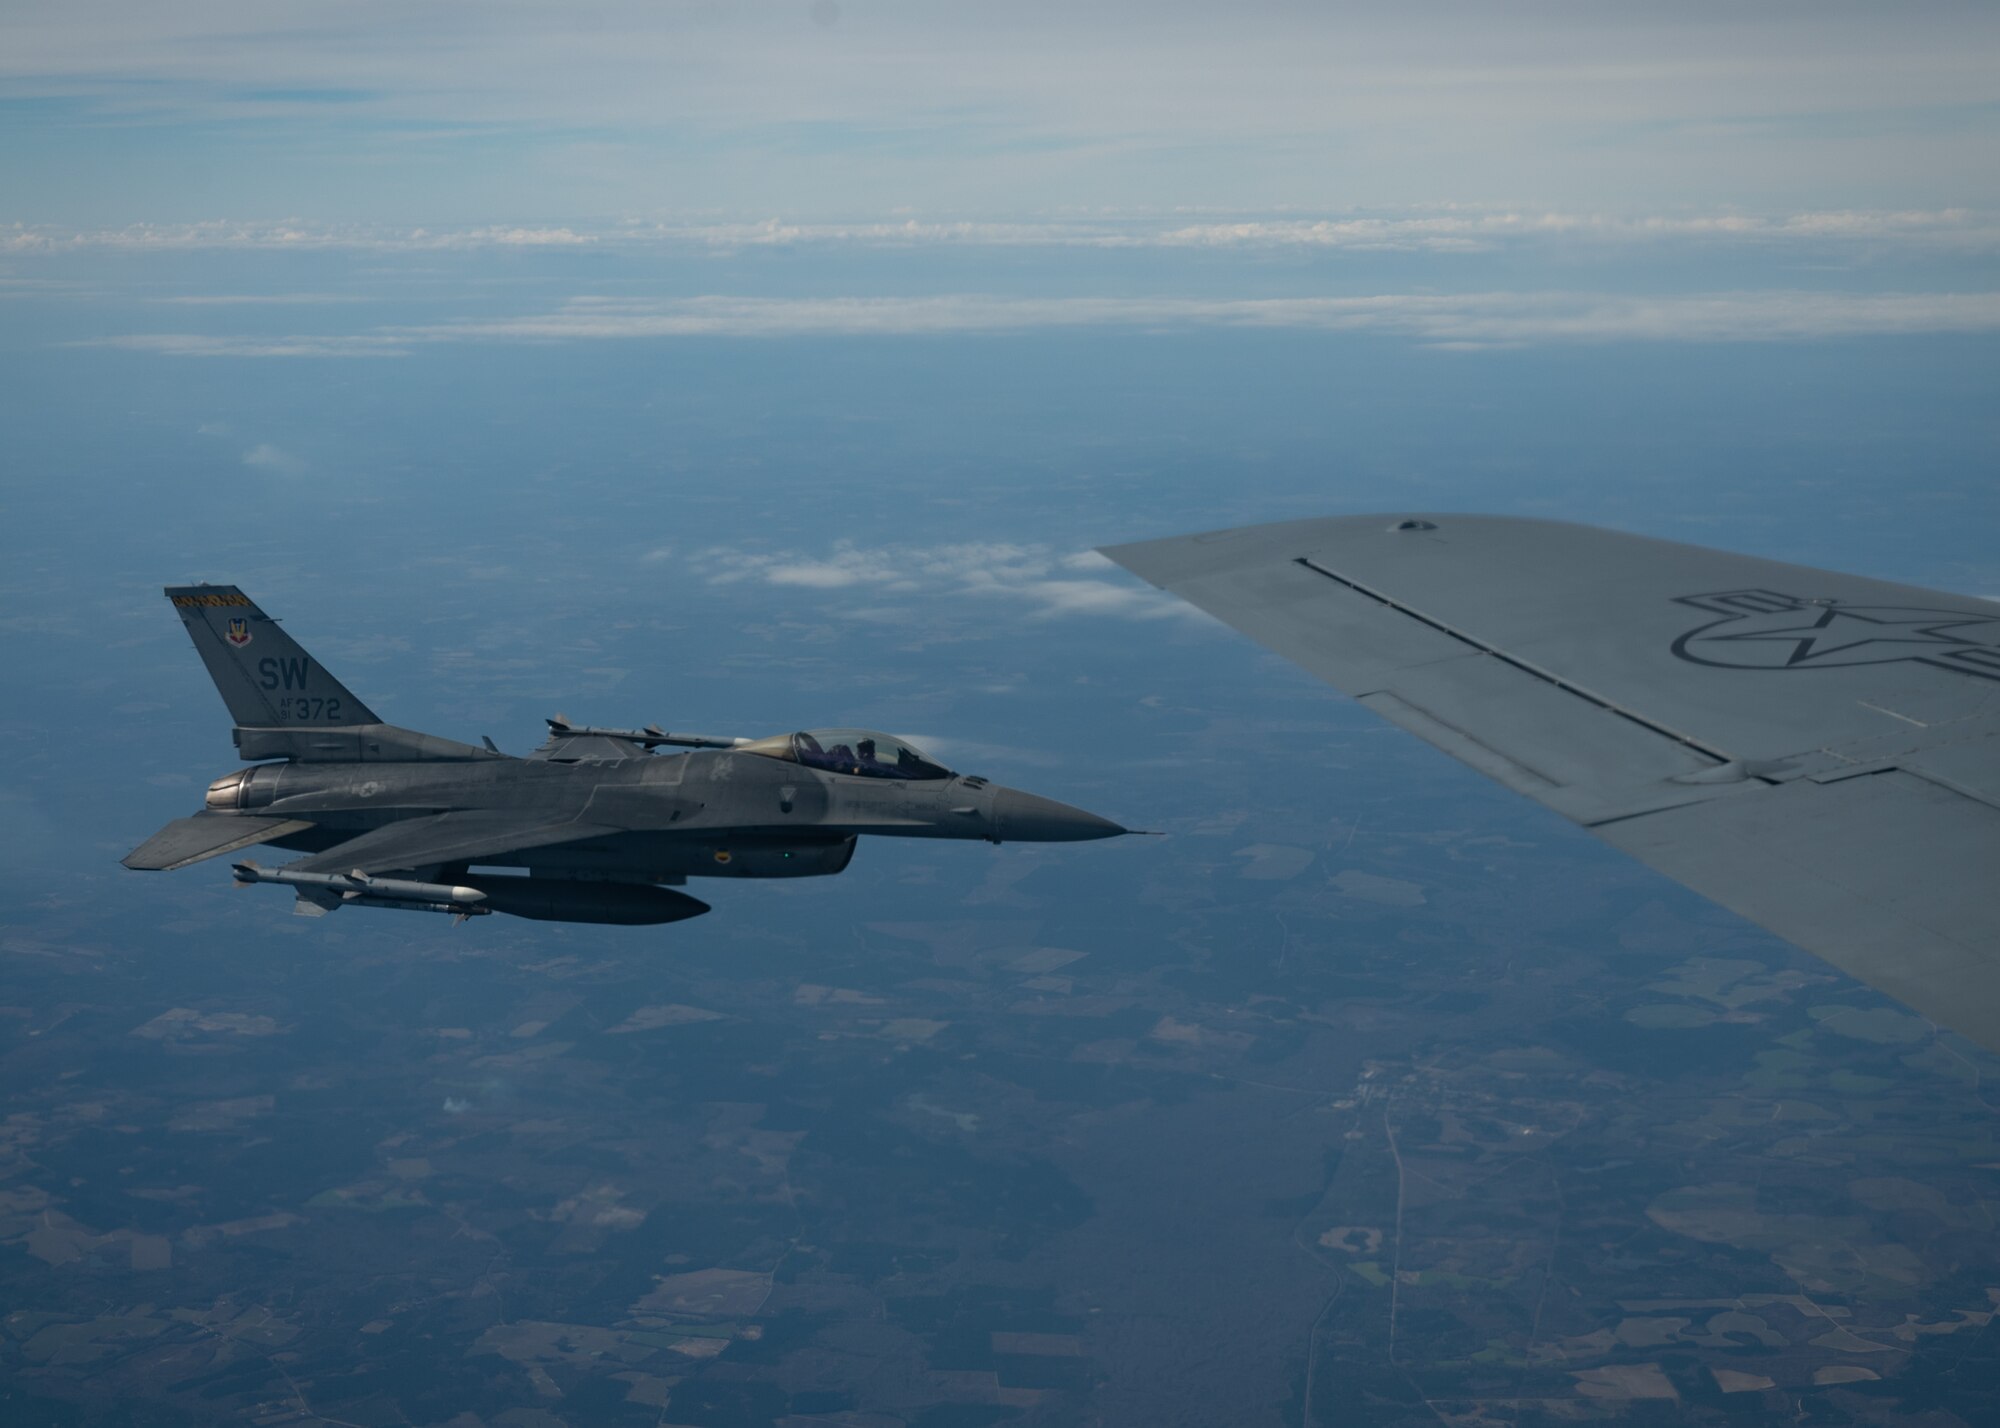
[129,585,1128,925]
[1101,515,2000,1052]
[166,585,377,729]
[283,812,621,878]
[121,812,317,872]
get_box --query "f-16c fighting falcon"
[125,586,1127,925]
[1102,515,2000,1054]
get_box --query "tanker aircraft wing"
[1101,515,2000,1053]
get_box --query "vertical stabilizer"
[165,586,378,729]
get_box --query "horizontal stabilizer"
[123,813,316,871]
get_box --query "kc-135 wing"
[1101,515,2000,1053]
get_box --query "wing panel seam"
[1898,762,2000,814]
[1292,556,1737,767]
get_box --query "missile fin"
[292,889,338,917]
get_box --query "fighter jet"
[124,586,1126,924]
[1102,515,2000,1053]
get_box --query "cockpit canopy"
[740,728,952,781]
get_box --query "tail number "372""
[276,696,342,722]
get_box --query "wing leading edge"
[1101,515,2000,1052]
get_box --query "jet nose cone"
[991,787,1127,842]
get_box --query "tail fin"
[166,585,378,729]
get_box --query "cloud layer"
[2,222,596,254]
[5,3,1998,221]
[240,442,306,476]
[690,541,1194,623]
[90,289,2000,359]
[10,208,1996,255]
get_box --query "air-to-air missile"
[232,861,492,917]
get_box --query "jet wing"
[283,812,621,877]
[123,813,317,871]
[1101,515,2000,1052]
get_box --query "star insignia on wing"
[1696,604,2000,666]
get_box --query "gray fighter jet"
[125,586,1126,924]
[1102,516,2000,1053]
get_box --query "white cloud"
[975,577,1171,620]
[10,208,1997,256]
[757,548,916,590]
[4,4,1997,222]
[640,218,1118,250]
[241,442,305,476]
[87,288,2000,359]
[148,292,362,305]
[90,333,411,357]
[2,221,595,253]
[1150,208,1999,252]
[1059,550,1118,572]
[414,289,2000,346]
[691,540,1196,624]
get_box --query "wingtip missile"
[545,715,747,749]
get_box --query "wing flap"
[1367,651,1715,789]
[1597,772,2000,1049]
[123,813,317,872]
[286,812,618,877]
[1354,690,1556,797]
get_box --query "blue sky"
[2,1,1994,590]
[6,1,1998,364]
[7,1,1999,361]
[5,1,1999,225]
